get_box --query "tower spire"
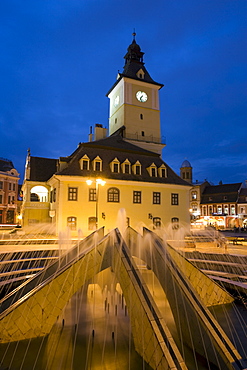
[132,29,136,41]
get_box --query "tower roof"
[107,34,163,96]
[181,160,192,168]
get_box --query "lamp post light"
[86,178,106,229]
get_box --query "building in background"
[0,158,19,225]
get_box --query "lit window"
[68,187,78,201]
[217,205,222,214]
[89,188,96,201]
[133,191,141,204]
[171,217,179,229]
[191,191,197,200]
[231,205,236,215]
[67,217,77,230]
[108,188,120,202]
[153,192,161,204]
[171,193,179,205]
[88,217,97,230]
[153,217,161,228]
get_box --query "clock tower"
[107,33,165,154]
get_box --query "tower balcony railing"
[124,132,166,145]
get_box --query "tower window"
[140,114,143,120]
[141,130,145,136]
[115,118,117,124]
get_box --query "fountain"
[0,214,246,369]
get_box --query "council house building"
[21,35,191,236]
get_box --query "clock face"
[136,91,148,102]
[114,95,119,107]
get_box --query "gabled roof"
[56,134,189,186]
[201,183,242,204]
[239,188,247,204]
[29,157,58,182]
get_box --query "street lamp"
[86,178,106,229]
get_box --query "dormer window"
[158,164,167,178]
[80,154,90,170]
[147,163,157,177]
[110,157,120,173]
[137,68,145,79]
[133,160,142,175]
[121,159,131,174]
[92,156,102,172]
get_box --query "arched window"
[153,217,161,228]
[30,186,48,202]
[107,187,120,202]
[171,217,179,229]
[88,217,96,230]
[67,216,77,230]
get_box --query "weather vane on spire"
[132,28,136,41]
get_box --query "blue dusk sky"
[0,0,246,185]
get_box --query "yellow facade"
[48,176,190,237]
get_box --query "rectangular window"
[68,187,78,201]
[89,188,96,201]
[153,192,161,204]
[125,164,130,174]
[135,166,141,175]
[0,194,2,204]
[95,162,101,171]
[8,195,11,204]
[0,181,3,189]
[13,183,16,191]
[53,188,56,202]
[133,191,141,204]
[151,168,156,177]
[82,160,88,170]
[171,193,179,205]
[113,163,119,173]
[9,183,11,191]
[12,196,15,203]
